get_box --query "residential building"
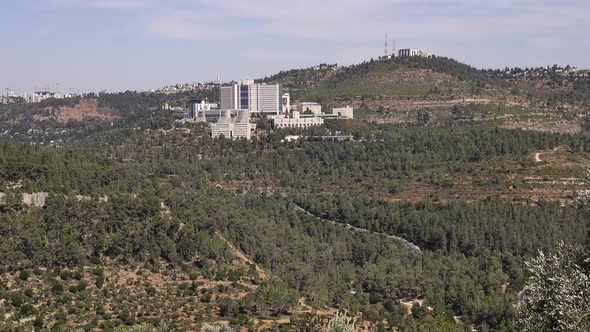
[31,91,60,103]
[211,110,255,140]
[296,102,322,116]
[220,81,282,114]
[273,111,324,129]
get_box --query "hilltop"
[257,56,590,134]
[260,56,589,102]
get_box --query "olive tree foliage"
[515,243,590,332]
[326,311,355,332]
[202,322,234,332]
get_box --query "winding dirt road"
[293,204,422,254]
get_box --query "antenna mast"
[384,33,389,57]
[392,39,396,57]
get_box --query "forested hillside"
[1,55,590,331]
[1,112,589,330]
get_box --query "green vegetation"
[515,243,590,332]
[1,57,590,330]
[1,118,589,330]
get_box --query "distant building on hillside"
[220,80,282,114]
[31,91,60,103]
[185,99,219,121]
[211,109,255,140]
[296,102,322,116]
[282,93,291,113]
[273,111,324,129]
[398,48,433,58]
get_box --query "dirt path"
[216,232,271,280]
[293,204,422,254]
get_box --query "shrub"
[146,287,156,296]
[73,271,83,280]
[55,310,67,323]
[200,292,212,303]
[33,315,43,329]
[60,270,71,280]
[10,292,24,307]
[52,283,64,295]
[19,303,37,316]
[218,298,239,317]
[18,270,30,281]
[69,281,88,293]
[96,275,105,289]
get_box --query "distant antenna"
[384,33,389,57]
[392,39,396,56]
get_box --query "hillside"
[1,57,590,331]
[260,56,590,133]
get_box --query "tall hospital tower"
[220,80,283,115]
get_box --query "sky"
[1,0,589,93]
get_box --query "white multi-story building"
[282,93,291,113]
[211,110,255,140]
[296,102,322,115]
[220,81,282,114]
[273,111,324,129]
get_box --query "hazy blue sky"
[1,0,589,93]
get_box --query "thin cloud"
[47,0,159,9]
[141,0,589,43]
[146,13,244,40]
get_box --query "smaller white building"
[273,111,324,129]
[398,48,433,58]
[282,93,291,113]
[297,102,322,115]
[331,106,354,119]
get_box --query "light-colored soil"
[501,119,582,134]
[216,232,270,280]
[32,99,119,123]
